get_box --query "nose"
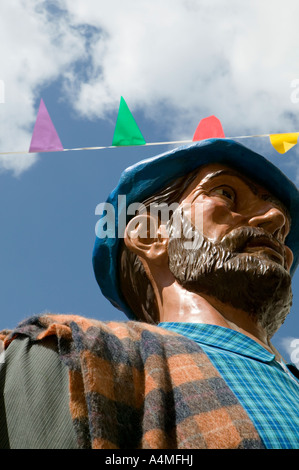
[248,206,287,239]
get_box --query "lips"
[244,236,285,265]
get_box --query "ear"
[124,213,169,264]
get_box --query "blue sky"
[0,0,298,362]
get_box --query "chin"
[171,250,293,338]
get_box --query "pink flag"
[29,99,63,152]
[193,115,225,141]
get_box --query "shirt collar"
[158,322,275,363]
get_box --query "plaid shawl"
[1,314,265,449]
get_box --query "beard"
[167,210,293,337]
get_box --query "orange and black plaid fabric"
[2,314,265,449]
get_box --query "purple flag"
[29,99,63,153]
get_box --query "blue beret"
[92,139,299,319]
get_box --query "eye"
[211,186,236,203]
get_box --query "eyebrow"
[201,169,291,224]
[202,169,259,193]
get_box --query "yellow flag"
[269,133,299,154]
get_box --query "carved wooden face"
[178,163,293,272]
[164,163,293,336]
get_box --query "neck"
[158,279,282,360]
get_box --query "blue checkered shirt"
[159,322,299,449]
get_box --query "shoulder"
[3,313,178,342]
[2,314,192,370]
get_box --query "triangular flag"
[193,115,225,141]
[29,99,64,153]
[112,97,146,146]
[269,133,299,154]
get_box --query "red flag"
[193,115,225,141]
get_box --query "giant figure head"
[93,139,299,336]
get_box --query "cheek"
[199,200,237,241]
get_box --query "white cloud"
[61,0,299,137]
[0,0,85,175]
[2,0,299,174]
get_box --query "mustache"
[218,226,287,266]
[168,208,289,271]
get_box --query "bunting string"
[0,134,278,156]
[0,96,298,156]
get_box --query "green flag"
[112,97,146,146]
